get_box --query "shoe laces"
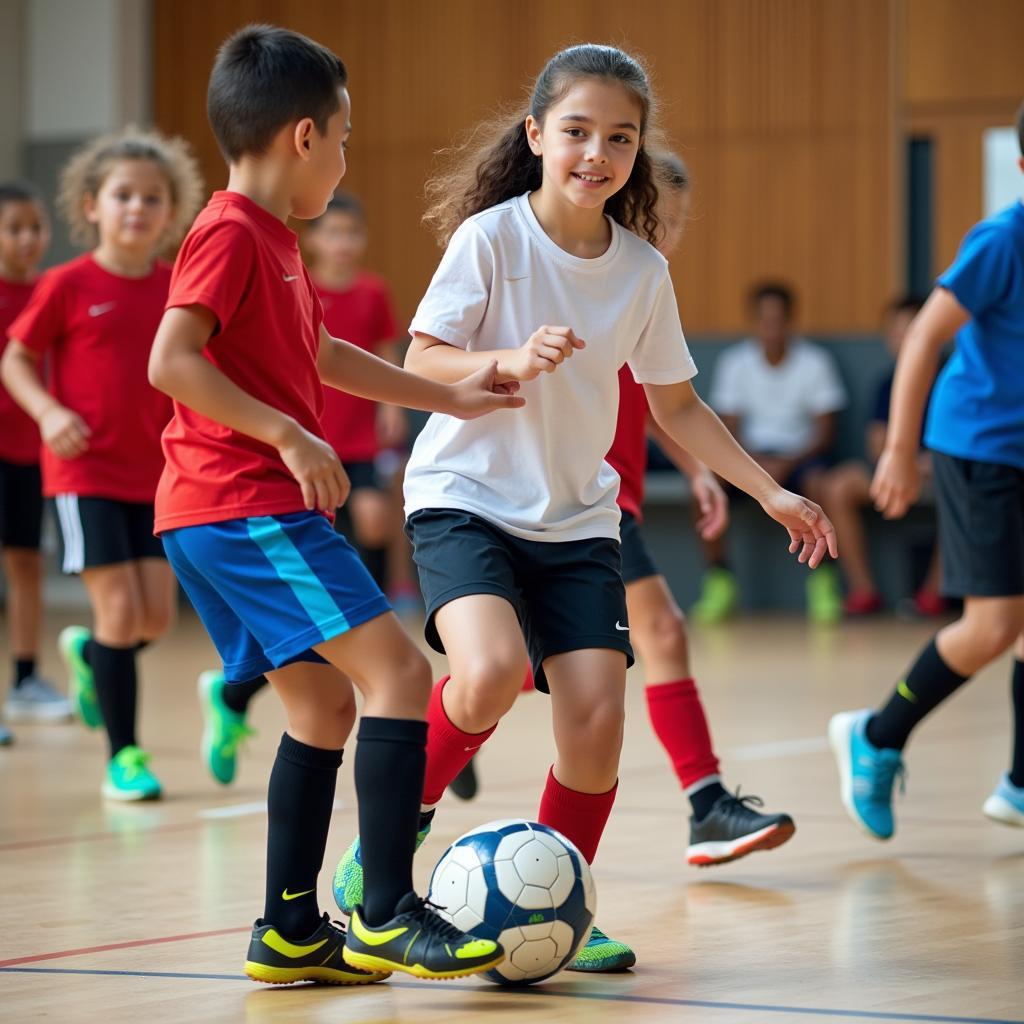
[869,757,906,803]
[219,721,256,757]
[115,747,150,780]
[411,897,468,944]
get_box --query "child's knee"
[140,602,176,641]
[3,548,41,581]
[563,698,625,759]
[449,654,525,726]
[95,589,142,644]
[635,603,688,665]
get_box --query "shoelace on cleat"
[410,897,472,944]
[219,721,256,757]
[869,759,906,803]
[117,748,150,781]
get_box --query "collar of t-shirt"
[207,190,299,250]
[513,192,622,270]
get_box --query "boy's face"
[306,210,366,276]
[884,307,916,357]
[84,159,174,255]
[0,199,51,279]
[753,295,792,347]
[294,87,351,220]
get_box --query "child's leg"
[348,486,395,589]
[4,547,43,682]
[1010,634,1024,788]
[135,557,177,643]
[819,462,876,597]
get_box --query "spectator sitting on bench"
[693,281,847,623]
[817,295,946,619]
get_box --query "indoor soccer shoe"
[3,676,73,723]
[686,790,796,866]
[829,709,905,840]
[102,746,162,801]
[983,774,1024,828]
[198,670,256,785]
[448,756,479,800]
[334,819,432,916]
[691,567,738,624]
[565,924,636,972]
[244,913,390,986]
[344,892,504,979]
[59,625,101,729]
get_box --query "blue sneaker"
[983,774,1024,827]
[828,709,905,840]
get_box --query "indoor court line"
[0,819,206,853]
[2,966,1021,1024]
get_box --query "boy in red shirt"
[148,25,519,985]
[0,182,71,739]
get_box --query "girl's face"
[526,78,644,213]
[656,188,692,258]
[84,159,174,255]
[306,209,366,277]
[0,200,50,279]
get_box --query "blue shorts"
[163,511,391,681]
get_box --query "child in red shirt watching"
[1,129,203,799]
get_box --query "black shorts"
[932,452,1024,598]
[344,460,381,493]
[619,510,660,585]
[53,495,165,574]
[0,460,44,550]
[406,508,633,693]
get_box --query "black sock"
[14,658,35,688]
[83,639,93,666]
[90,641,138,757]
[222,675,269,714]
[418,807,436,832]
[867,638,969,751]
[1010,660,1024,788]
[355,716,427,926]
[264,733,342,938]
[689,780,728,821]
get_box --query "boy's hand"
[690,468,729,541]
[277,425,350,512]
[447,361,527,419]
[40,405,91,459]
[870,448,920,519]
[503,326,585,381]
[760,486,838,569]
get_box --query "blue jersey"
[925,201,1024,468]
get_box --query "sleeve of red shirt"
[166,220,257,334]
[7,268,66,354]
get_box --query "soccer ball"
[427,819,595,986]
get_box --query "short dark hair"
[888,293,926,318]
[207,24,347,162]
[749,280,796,318]
[0,180,43,216]
[313,191,365,226]
[1017,96,1024,158]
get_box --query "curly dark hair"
[423,44,665,246]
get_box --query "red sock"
[537,767,617,864]
[422,676,497,807]
[522,667,535,692]
[645,678,720,789]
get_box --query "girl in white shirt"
[334,43,836,971]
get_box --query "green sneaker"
[59,625,101,729]
[807,565,842,624]
[102,746,162,801]
[334,818,432,916]
[691,567,738,624]
[199,671,256,785]
[565,924,636,972]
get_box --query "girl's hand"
[448,361,527,419]
[277,425,350,512]
[505,326,585,381]
[40,405,91,459]
[690,468,729,541]
[870,448,920,519]
[760,487,838,569]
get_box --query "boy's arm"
[149,306,348,513]
[645,379,837,568]
[0,340,91,459]
[870,288,969,519]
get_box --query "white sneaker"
[983,774,1024,827]
[3,676,74,723]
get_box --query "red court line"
[0,926,252,968]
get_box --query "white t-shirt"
[709,338,847,455]
[404,192,697,542]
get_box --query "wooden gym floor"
[1,610,1022,1023]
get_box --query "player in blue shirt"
[830,98,1024,839]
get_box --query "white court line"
[725,737,829,761]
[199,799,345,820]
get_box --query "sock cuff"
[646,678,696,700]
[684,773,723,797]
[278,732,344,771]
[925,638,969,684]
[542,767,618,810]
[357,716,428,747]
[432,676,498,742]
[90,639,138,656]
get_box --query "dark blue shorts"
[163,511,391,681]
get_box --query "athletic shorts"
[406,508,633,693]
[932,452,1024,598]
[162,511,391,681]
[53,495,164,574]
[0,459,43,550]
[619,510,660,585]
[344,460,381,493]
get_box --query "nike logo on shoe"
[281,887,315,901]
[615,621,629,632]
[88,302,116,317]
[350,913,408,946]
[282,273,299,282]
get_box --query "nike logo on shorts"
[615,621,629,631]
[282,273,299,282]
[88,302,116,317]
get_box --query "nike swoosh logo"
[282,274,299,282]
[88,302,116,317]
[896,680,918,704]
[262,930,328,959]
[281,887,315,901]
[615,621,629,631]
[463,745,481,752]
[350,912,408,947]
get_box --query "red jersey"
[317,272,399,463]
[8,255,172,500]
[154,192,327,533]
[607,366,649,521]
[0,277,40,464]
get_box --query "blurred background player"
[0,182,71,740]
[1,129,203,799]
[694,281,847,623]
